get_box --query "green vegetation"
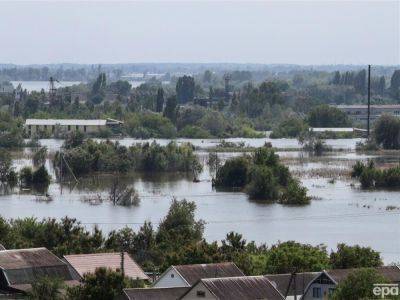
[67,268,144,300]
[270,117,308,138]
[214,147,310,204]
[307,104,351,128]
[331,268,388,300]
[351,161,400,189]
[27,276,65,300]
[54,140,202,177]
[0,199,383,277]
[373,114,400,150]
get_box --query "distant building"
[180,276,285,300]
[63,252,149,281]
[0,248,77,296]
[336,104,400,123]
[24,118,123,137]
[302,266,400,300]
[152,262,244,288]
[123,286,190,300]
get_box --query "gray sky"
[0,1,398,65]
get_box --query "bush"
[178,125,211,138]
[270,117,308,138]
[246,166,278,200]
[20,166,33,186]
[280,180,310,205]
[352,161,400,189]
[307,104,351,127]
[32,165,51,186]
[214,156,250,187]
[330,243,382,269]
[373,114,400,149]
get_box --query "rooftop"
[123,286,190,300]
[265,272,320,296]
[64,252,149,280]
[325,266,400,284]
[336,104,400,109]
[198,276,284,300]
[173,262,245,286]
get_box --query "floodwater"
[11,81,83,92]
[1,138,400,263]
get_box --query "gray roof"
[265,272,320,296]
[173,262,245,286]
[0,248,73,288]
[336,104,400,109]
[123,287,190,300]
[198,276,285,300]
[325,266,400,284]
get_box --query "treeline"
[54,136,202,177]
[352,161,400,189]
[0,199,383,276]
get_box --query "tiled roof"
[174,262,245,286]
[64,252,149,280]
[265,272,320,296]
[199,276,285,300]
[123,287,189,300]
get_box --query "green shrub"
[246,166,278,200]
[280,180,310,205]
[20,166,33,186]
[178,125,211,138]
[32,166,51,186]
[214,156,250,187]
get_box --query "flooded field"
[1,138,399,263]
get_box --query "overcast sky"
[0,1,398,65]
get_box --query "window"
[76,125,79,131]
[84,125,87,132]
[52,125,55,133]
[44,125,47,130]
[28,125,31,129]
[196,291,206,297]
[68,125,71,131]
[313,287,322,298]
[170,274,174,278]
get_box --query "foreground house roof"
[63,252,149,280]
[324,266,400,284]
[0,248,75,293]
[184,276,285,300]
[265,272,320,296]
[123,286,190,300]
[174,262,244,286]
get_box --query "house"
[302,266,400,300]
[123,286,190,300]
[265,272,320,300]
[63,252,149,281]
[180,276,285,300]
[24,118,123,137]
[335,104,400,123]
[0,248,77,296]
[152,262,245,288]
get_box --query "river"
[1,137,399,263]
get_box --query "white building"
[152,262,244,288]
[24,118,123,137]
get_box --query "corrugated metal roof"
[265,272,320,296]
[0,248,65,270]
[325,266,400,284]
[25,119,107,126]
[174,262,244,286]
[123,287,189,300]
[199,276,285,300]
[63,252,149,280]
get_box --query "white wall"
[181,281,216,300]
[303,283,336,300]
[153,267,189,288]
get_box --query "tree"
[203,70,212,83]
[156,87,165,112]
[0,149,13,182]
[156,199,205,251]
[354,69,367,94]
[163,95,178,123]
[330,243,383,269]
[32,165,51,186]
[265,241,329,274]
[390,70,400,100]
[373,114,400,149]
[307,105,351,127]
[214,156,250,187]
[66,268,134,300]
[331,268,387,300]
[28,276,64,300]
[332,71,341,85]
[246,165,278,200]
[176,76,195,103]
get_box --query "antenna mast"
[367,65,371,138]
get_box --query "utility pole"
[367,65,371,138]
